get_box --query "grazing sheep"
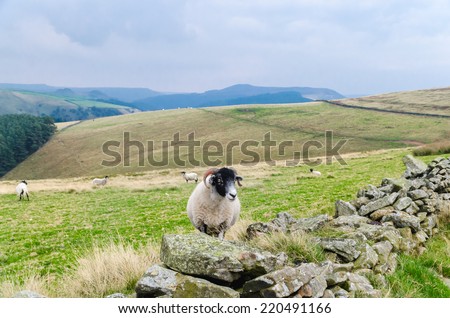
[92,176,109,186]
[310,168,322,176]
[181,171,198,183]
[187,167,243,240]
[16,180,29,201]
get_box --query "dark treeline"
[50,106,122,122]
[0,114,56,177]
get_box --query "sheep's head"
[204,167,243,201]
[21,180,27,185]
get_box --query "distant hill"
[133,84,343,110]
[0,83,344,117]
[0,89,140,122]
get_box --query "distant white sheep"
[16,180,29,201]
[181,171,198,183]
[187,167,243,240]
[92,176,109,186]
[310,168,322,176]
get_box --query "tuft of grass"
[248,231,326,264]
[413,140,450,156]
[0,275,53,298]
[61,240,159,298]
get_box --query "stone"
[316,238,361,262]
[393,197,413,211]
[408,189,428,200]
[247,222,280,239]
[330,215,371,228]
[242,266,306,298]
[322,289,335,298]
[136,264,178,298]
[331,286,350,298]
[290,214,331,232]
[343,273,382,298]
[106,293,127,298]
[354,244,379,269]
[13,290,46,298]
[405,202,420,214]
[298,276,327,298]
[173,275,240,298]
[402,155,428,178]
[335,200,357,217]
[160,233,286,283]
[371,241,393,264]
[135,264,239,298]
[381,177,411,192]
[325,271,348,286]
[381,211,421,233]
[359,192,399,216]
[369,207,395,221]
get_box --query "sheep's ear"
[203,168,218,189]
[236,176,243,187]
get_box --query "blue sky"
[0,0,449,95]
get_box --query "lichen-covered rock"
[354,244,379,269]
[242,266,305,298]
[136,264,239,298]
[296,276,327,298]
[408,189,429,200]
[160,233,286,283]
[136,264,178,297]
[402,155,428,178]
[173,275,240,298]
[393,197,413,211]
[343,273,381,298]
[381,211,421,233]
[316,238,361,262]
[359,192,399,216]
[335,200,357,217]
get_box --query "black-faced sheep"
[92,176,109,186]
[310,168,322,176]
[181,171,198,183]
[187,167,243,240]
[16,180,29,201]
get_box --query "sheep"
[310,168,322,176]
[92,176,109,186]
[181,171,198,183]
[187,167,243,240]
[16,180,29,201]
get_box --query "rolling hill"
[0,89,140,121]
[337,87,450,116]
[3,86,449,180]
[0,83,344,118]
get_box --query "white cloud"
[0,0,449,93]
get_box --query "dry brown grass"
[0,275,53,298]
[61,240,159,298]
[412,140,450,157]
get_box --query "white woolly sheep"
[16,180,29,201]
[187,167,243,240]
[92,176,109,186]
[181,171,198,183]
[310,168,322,176]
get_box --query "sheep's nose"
[229,193,236,199]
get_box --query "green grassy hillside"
[0,90,138,120]
[4,101,449,180]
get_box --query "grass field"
[341,87,450,116]
[1,149,449,297]
[4,101,450,180]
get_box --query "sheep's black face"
[210,167,242,200]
